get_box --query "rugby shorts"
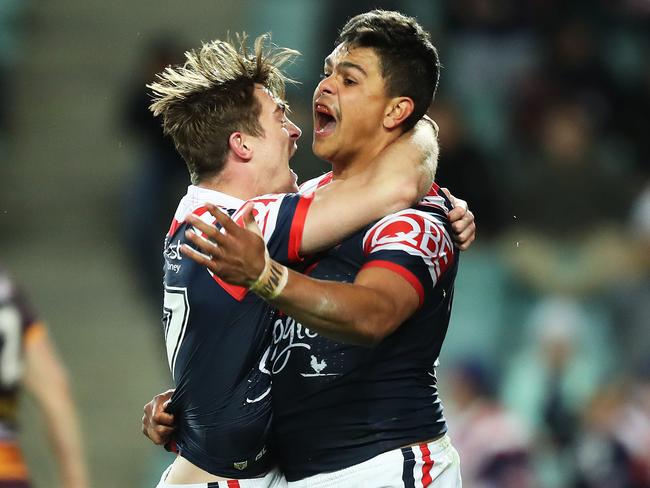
[287,435,461,488]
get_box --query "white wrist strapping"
[249,248,288,300]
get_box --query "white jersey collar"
[185,185,246,210]
[173,185,246,222]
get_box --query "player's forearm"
[301,175,415,254]
[264,267,397,346]
[369,118,438,201]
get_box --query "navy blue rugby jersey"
[162,185,312,478]
[270,175,459,481]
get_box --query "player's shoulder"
[362,194,454,258]
[298,171,333,195]
[231,192,296,221]
[177,185,244,218]
[364,207,450,245]
[365,182,453,238]
[169,186,244,237]
[245,192,292,206]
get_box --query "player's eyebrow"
[324,57,367,77]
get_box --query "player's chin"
[312,138,334,160]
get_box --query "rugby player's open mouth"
[314,103,337,137]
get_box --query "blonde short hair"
[148,34,298,184]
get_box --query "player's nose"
[315,74,336,99]
[287,119,301,141]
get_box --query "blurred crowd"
[3,0,647,486]
[431,1,650,487]
[433,1,650,487]
[0,0,29,156]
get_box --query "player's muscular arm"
[184,191,473,280]
[182,210,421,345]
[269,266,419,346]
[299,118,438,255]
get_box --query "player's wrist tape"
[249,249,288,300]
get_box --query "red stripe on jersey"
[420,443,434,487]
[169,205,214,237]
[193,206,211,217]
[227,480,241,487]
[233,204,266,234]
[168,219,182,237]
[316,172,333,189]
[303,259,321,276]
[164,439,179,454]
[287,194,314,262]
[212,275,248,302]
[426,182,440,197]
[361,260,424,307]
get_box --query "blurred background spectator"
[0,1,647,486]
[121,37,187,310]
[445,358,533,488]
[501,297,609,486]
[0,266,88,488]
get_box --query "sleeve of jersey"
[234,193,314,265]
[360,211,456,308]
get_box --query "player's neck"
[331,132,397,181]
[196,173,256,202]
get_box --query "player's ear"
[383,97,415,130]
[229,132,253,162]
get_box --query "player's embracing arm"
[184,118,443,267]
[298,117,440,255]
[185,208,456,346]
[271,263,421,346]
[272,211,456,345]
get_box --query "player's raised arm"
[299,117,438,255]
[184,183,474,279]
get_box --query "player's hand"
[142,389,176,445]
[181,203,267,287]
[441,188,476,251]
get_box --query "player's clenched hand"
[441,188,476,251]
[142,389,176,445]
[181,203,267,287]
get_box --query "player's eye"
[320,72,331,80]
[343,78,356,86]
